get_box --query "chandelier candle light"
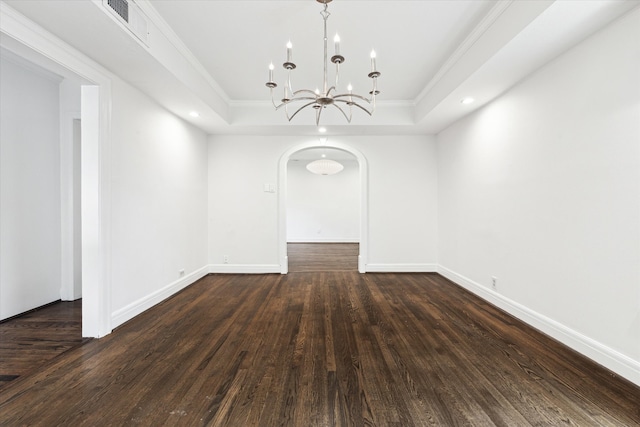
[266,0,381,125]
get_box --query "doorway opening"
[0,45,97,386]
[1,26,111,338]
[278,141,369,274]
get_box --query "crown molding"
[414,0,514,105]
[134,0,231,104]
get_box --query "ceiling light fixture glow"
[318,127,327,133]
[461,97,475,105]
[306,159,344,175]
[266,0,381,125]
[189,111,200,117]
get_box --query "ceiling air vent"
[107,0,128,23]
[102,0,149,46]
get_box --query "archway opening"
[287,147,359,272]
[278,141,368,274]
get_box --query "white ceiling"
[2,0,638,136]
[151,0,493,101]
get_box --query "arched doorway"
[278,140,369,274]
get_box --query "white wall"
[437,9,640,383]
[109,78,209,327]
[208,136,281,268]
[0,54,62,320]
[365,136,438,270]
[287,159,359,242]
[208,135,438,272]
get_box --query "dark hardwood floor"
[0,300,84,390]
[1,244,638,426]
[288,243,359,272]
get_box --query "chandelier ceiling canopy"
[266,0,381,125]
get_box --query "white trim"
[81,85,112,338]
[287,238,360,243]
[367,264,438,273]
[209,264,281,274]
[111,266,209,328]
[438,265,640,387]
[279,141,369,274]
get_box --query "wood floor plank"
[0,300,84,390]
[1,244,639,426]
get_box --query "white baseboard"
[111,265,209,329]
[287,238,359,243]
[438,265,640,387]
[209,264,281,274]
[366,263,438,273]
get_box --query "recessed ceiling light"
[318,127,327,133]
[189,111,200,117]
[461,97,475,105]
[321,154,326,158]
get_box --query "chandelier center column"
[321,5,330,96]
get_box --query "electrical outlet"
[223,255,229,264]
[491,276,497,290]
[179,269,185,277]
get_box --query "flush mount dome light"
[306,159,344,175]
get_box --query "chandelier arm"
[287,101,319,121]
[274,98,315,111]
[325,86,336,96]
[283,96,317,104]
[332,102,352,123]
[283,101,291,120]
[315,104,323,126]
[270,88,280,109]
[334,100,373,116]
[334,93,371,103]
[292,89,319,97]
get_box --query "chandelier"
[266,0,381,125]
